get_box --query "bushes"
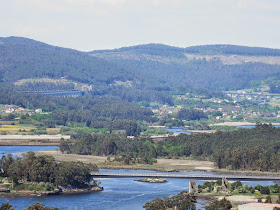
[143,191,196,210]
[261,186,270,195]
[205,197,232,210]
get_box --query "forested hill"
[90,43,280,57]
[2,36,280,94]
[186,44,280,56]
[0,36,138,84]
[91,44,280,91]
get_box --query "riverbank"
[182,129,216,134]
[0,135,70,146]
[31,150,280,176]
[210,122,280,126]
[32,150,216,172]
[197,193,265,208]
[0,186,103,198]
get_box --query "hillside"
[0,36,138,85]
[1,37,280,97]
[90,44,280,91]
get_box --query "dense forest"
[162,123,280,171]
[1,37,280,101]
[93,50,280,91]
[177,108,208,120]
[0,152,98,188]
[60,134,158,164]
[61,124,280,172]
[91,43,280,57]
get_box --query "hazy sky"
[1,0,280,51]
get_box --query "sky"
[1,0,280,51]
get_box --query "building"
[16,107,25,112]
[35,109,43,113]
[238,203,280,210]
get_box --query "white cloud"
[14,25,67,37]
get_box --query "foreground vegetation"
[0,202,59,210]
[143,191,196,210]
[143,191,234,210]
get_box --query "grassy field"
[32,150,280,175]
[33,150,217,171]
[0,124,36,133]
[46,128,60,134]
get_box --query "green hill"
[0,36,137,84]
[2,37,280,99]
[90,44,280,91]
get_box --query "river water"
[165,125,280,135]
[0,146,278,210]
[0,146,59,157]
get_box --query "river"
[165,124,280,135]
[0,146,278,210]
[0,146,59,157]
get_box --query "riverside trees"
[0,152,98,188]
[63,124,280,172]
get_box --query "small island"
[136,178,167,183]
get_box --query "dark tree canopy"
[143,191,196,210]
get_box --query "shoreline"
[0,186,103,198]
[209,122,280,126]
[31,150,280,176]
[0,134,70,146]
[98,165,280,176]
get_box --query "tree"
[0,202,14,210]
[24,202,59,210]
[205,197,232,210]
[55,162,91,188]
[265,196,272,203]
[29,156,57,183]
[260,186,270,195]
[276,195,280,204]
[143,191,196,210]
[177,108,208,120]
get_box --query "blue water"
[0,174,207,210]
[164,128,191,135]
[0,146,59,157]
[237,125,280,129]
[1,168,278,210]
[166,125,280,133]
[0,146,278,210]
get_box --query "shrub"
[260,186,270,195]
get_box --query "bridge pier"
[222,178,228,191]
[189,180,196,193]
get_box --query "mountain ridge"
[89,43,280,57]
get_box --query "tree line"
[60,134,158,164]
[62,124,280,172]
